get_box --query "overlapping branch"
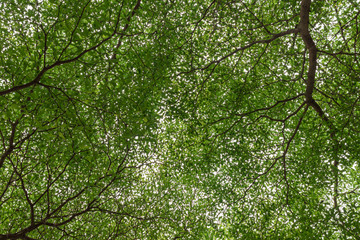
[0,0,142,97]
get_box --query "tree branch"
[299,0,317,103]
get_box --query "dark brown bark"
[299,0,340,211]
[299,0,317,104]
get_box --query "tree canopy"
[1,0,360,239]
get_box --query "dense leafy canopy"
[1,0,360,239]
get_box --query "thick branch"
[299,0,317,103]
[299,0,340,211]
